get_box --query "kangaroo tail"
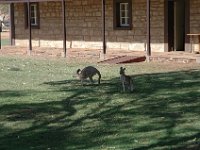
[130,79,134,91]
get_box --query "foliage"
[0,4,9,20]
[0,4,9,31]
[0,55,200,150]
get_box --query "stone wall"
[14,0,165,52]
[190,0,200,51]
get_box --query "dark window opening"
[25,2,40,29]
[113,0,132,30]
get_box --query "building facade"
[6,0,200,53]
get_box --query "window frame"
[113,0,132,30]
[24,2,40,29]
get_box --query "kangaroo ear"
[77,69,81,74]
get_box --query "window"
[25,2,40,28]
[113,0,132,29]
[30,4,38,26]
[120,3,129,26]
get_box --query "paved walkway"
[0,46,200,63]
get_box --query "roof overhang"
[0,0,61,3]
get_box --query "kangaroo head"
[120,67,126,75]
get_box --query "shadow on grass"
[0,90,27,98]
[0,69,200,149]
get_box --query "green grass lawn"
[1,39,9,46]
[0,55,200,150]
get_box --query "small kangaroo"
[75,66,101,85]
[120,67,134,92]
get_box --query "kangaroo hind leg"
[89,76,94,84]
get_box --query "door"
[168,0,174,51]
[167,0,185,51]
[174,0,185,51]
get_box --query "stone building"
[1,0,200,54]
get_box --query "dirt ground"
[0,31,200,65]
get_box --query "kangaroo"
[120,67,134,92]
[75,66,101,85]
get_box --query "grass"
[1,39,10,46]
[0,55,200,150]
[1,31,10,46]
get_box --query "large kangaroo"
[120,67,134,92]
[76,66,101,85]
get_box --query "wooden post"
[27,1,32,55]
[62,0,67,58]
[10,3,15,46]
[101,0,106,59]
[0,21,2,50]
[146,0,151,62]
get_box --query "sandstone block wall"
[190,0,200,51]
[14,0,165,52]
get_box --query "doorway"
[168,0,174,51]
[167,0,185,51]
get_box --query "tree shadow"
[0,69,200,149]
[43,79,78,85]
[0,90,28,98]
